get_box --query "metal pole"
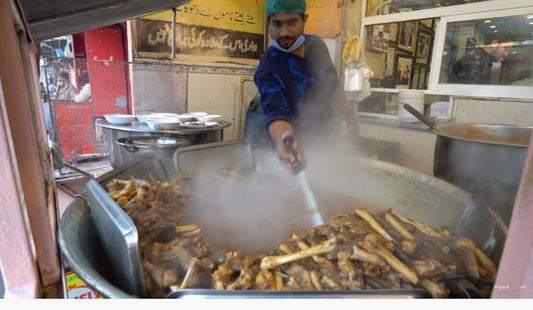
[171,7,176,59]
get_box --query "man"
[254,0,359,173]
[74,71,92,102]
[55,71,77,100]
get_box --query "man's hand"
[268,120,306,174]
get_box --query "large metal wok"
[58,142,507,298]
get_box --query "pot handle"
[403,103,437,131]
[123,139,139,153]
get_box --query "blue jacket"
[254,34,344,132]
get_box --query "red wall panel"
[83,27,130,116]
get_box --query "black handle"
[282,132,303,173]
[402,103,437,130]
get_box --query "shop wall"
[187,66,258,140]
[454,99,533,124]
[358,122,437,175]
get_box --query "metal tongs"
[282,132,324,227]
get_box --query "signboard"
[135,19,263,60]
[306,0,344,38]
[134,0,265,63]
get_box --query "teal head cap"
[266,0,307,18]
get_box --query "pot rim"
[433,123,533,147]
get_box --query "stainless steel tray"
[96,152,169,187]
[173,139,254,174]
[85,179,147,297]
[166,289,431,299]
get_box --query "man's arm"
[74,84,91,102]
[267,120,305,172]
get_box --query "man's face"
[268,12,307,49]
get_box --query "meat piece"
[254,270,276,290]
[178,257,212,289]
[284,264,315,290]
[455,238,497,282]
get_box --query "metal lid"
[117,136,190,149]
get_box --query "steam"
[182,166,312,256]
[180,98,372,256]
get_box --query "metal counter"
[95,118,231,168]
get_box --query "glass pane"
[440,15,533,86]
[364,19,436,89]
[366,0,491,17]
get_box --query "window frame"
[360,0,533,101]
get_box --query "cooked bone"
[285,264,315,290]
[420,278,449,298]
[456,245,480,280]
[310,271,323,290]
[337,250,360,282]
[390,210,444,238]
[383,210,416,240]
[178,257,212,289]
[400,239,417,256]
[254,270,276,290]
[260,238,336,270]
[275,271,285,290]
[355,209,395,243]
[411,259,447,278]
[362,235,419,284]
[455,238,496,281]
[351,244,387,266]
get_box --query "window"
[357,0,533,118]
[366,0,491,17]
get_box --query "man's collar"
[291,43,305,58]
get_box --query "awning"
[19,0,190,41]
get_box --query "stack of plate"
[397,90,425,123]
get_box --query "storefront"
[1,0,533,299]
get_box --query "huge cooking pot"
[116,136,190,173]
[433,123,532,226]
[402,104,533,226]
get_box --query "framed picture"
[419,19,433,31]
[395,54,413,89]
[424,67,430,88]
[385,47,397,76]
[411,66,420,89]
[366,25,389,53]
[398,21,417,53]
[415,31,432,65]
[420,66,427,89]
[386,23,398,43]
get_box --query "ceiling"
[18,0,190,41]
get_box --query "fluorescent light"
[490,25,496,28]
[494,30,498,33]
[484,20,491,23]
[527,15,533,19]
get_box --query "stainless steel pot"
[116,136,190,173]
[433,123,532,226]
[402,103,533,226]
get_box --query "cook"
[254,0,359,173]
